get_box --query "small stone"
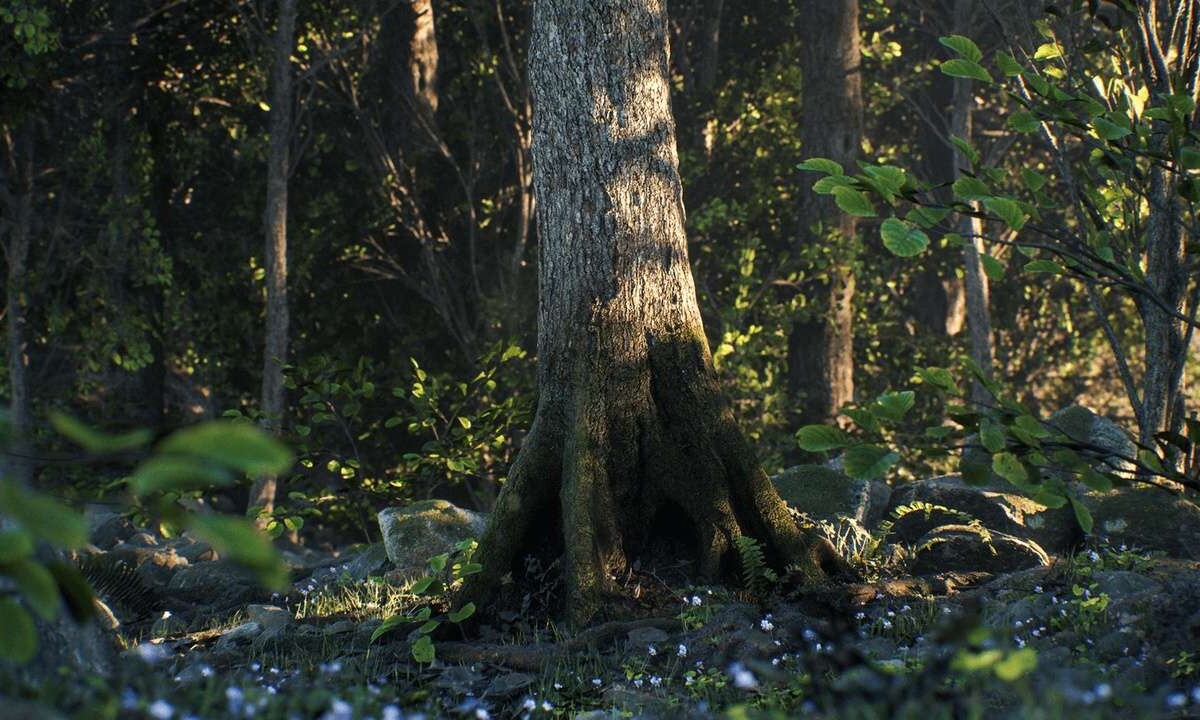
[245,604,293,633]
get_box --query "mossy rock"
[887,475,1081,554]
[1087,490,1200,559]
[910,524,1050,575]
[771,464,891,529]
[377,499,487,575]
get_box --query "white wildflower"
[677,644,688,657]
[381,706,402,720]
[759,618,774,632]
[649,675,662,687]
[148,700,174,719]
[647,644,657,656]
[1095,683,1112,700]
[690,595,702,606]
[729,663,758,690]
[1166,693,1187,709]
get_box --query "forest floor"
[5,533,1200,719]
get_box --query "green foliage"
[370,538,482,664]
[0,414,291,663]
[733,536,777,599]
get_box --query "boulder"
[86,505,136,549]
[378,500,487,575]
[1086,490,1200,559]
[166,561,262,609]
[245,604,293,633]
[886,475,1081,554]
[911,524,1050,575]
[771,464,892,529]
[1047,405,1135,474]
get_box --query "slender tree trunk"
[695,0,723,93]
[952,0,994,406]
[4,122,34,486]
[250,0,298,523]
[399,0,439,119]
[463,0,843,622]
[788,0,862,426]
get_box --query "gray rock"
[166,561,262,609]
[245,604,292,633]
[214,621,261,651]
[323,619,357,636]
[886,475,1081,554]
[1086,490,1200,558]
[626,626,671,646]
[378,500,487,575]
[127,532,159,548]
[86,507,135,549]
[771,464,892,529]
[910,524,1050,575]
[1047,405,1135,474]
[487,672,535,696]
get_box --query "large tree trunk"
[787,0,861,426]
[463,0,842,622]
[249,0,298,522]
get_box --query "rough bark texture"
[788,0,861,425]
[398,0,439,118]
[952,0,994,407]
[463,0,842,622]
[3,122,34,486]
[250,0,298,521]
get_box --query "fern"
[734,536,777,599]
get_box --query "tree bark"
[3,122,34,486]
[951,0,994,407]
[463,0,843,622]
[788,0,861,426]
[250,0,298,522]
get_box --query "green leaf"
[842,408,881,434]
[994,648,1038,681]
[798,158,844,175]
[411,634,436,664]
[0,529,34,563]
[1093,117,1131,140]
[157,421,293,477]
[1180,147,1200,171]
[917,366,958,392]
[995,51,1023,76]
[906,206,951,229]
[7,559,59,621]
[1007,111,1040,133]
[980,418,1006,453]
[950,136,981,165]
[1069,495,1094,533]
[939,35,983,62]
[880,218,930,257]
[0,481,88,549]
[1030,491,1068,509]
[1013,414,1051,439]
[940,58,993,83]
[796,425,851,452]
[46,561,96,623]
[127,456,234,495]
[952,176,990,200]
[1020,168,1047,191]
[410,576,436,595]
[874,391,915,422]
[370,614,408,643]
[1081,469,1113,493]
[448,602,476,623]
[992,452,1028,484]
[812,175,855,194]
[862,165,908,193]
[832,186,876,217]
[843,445,899,481]
[50,413,151,454]
[980,254,1005,282]
[0,599,36,663]
[983,197,1027,230]
[417,619,441,634]
[1024,259,1065,274]
[1033,42,1062,61]
[187,514,287,589]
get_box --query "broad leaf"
[1068,495,1094,533]
[411,634,436,664]
[1007,111,1040,133]
[940,59,992,83]
[995,51,1023,76]
[448,602,476,623]
[979,418,1006,453]
[0,599,36,663]
[843,445,899,481]
[992,452,1029,484]
[798,157,844,175]
[1024,259,1065,274]
[0,481,88,549]
[7,559,59,621]
[952,176,989,200]
[832,186,876,217]
[983,197,1027,230]
[187,514,287,589]
[874,391,915,422]
[157,421,293,477]
[880,218,930,257]
[796,425,850,452]
[50,413,151,454]
[939,35,983,62]
[980,254,1005,282]
[0,529,34,563]
[127,456,234,495]
[906,206,951,228]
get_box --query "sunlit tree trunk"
[463,0,843,622]
[952,0,995,406]
[788,0,861,426]
[250,0,298,524]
